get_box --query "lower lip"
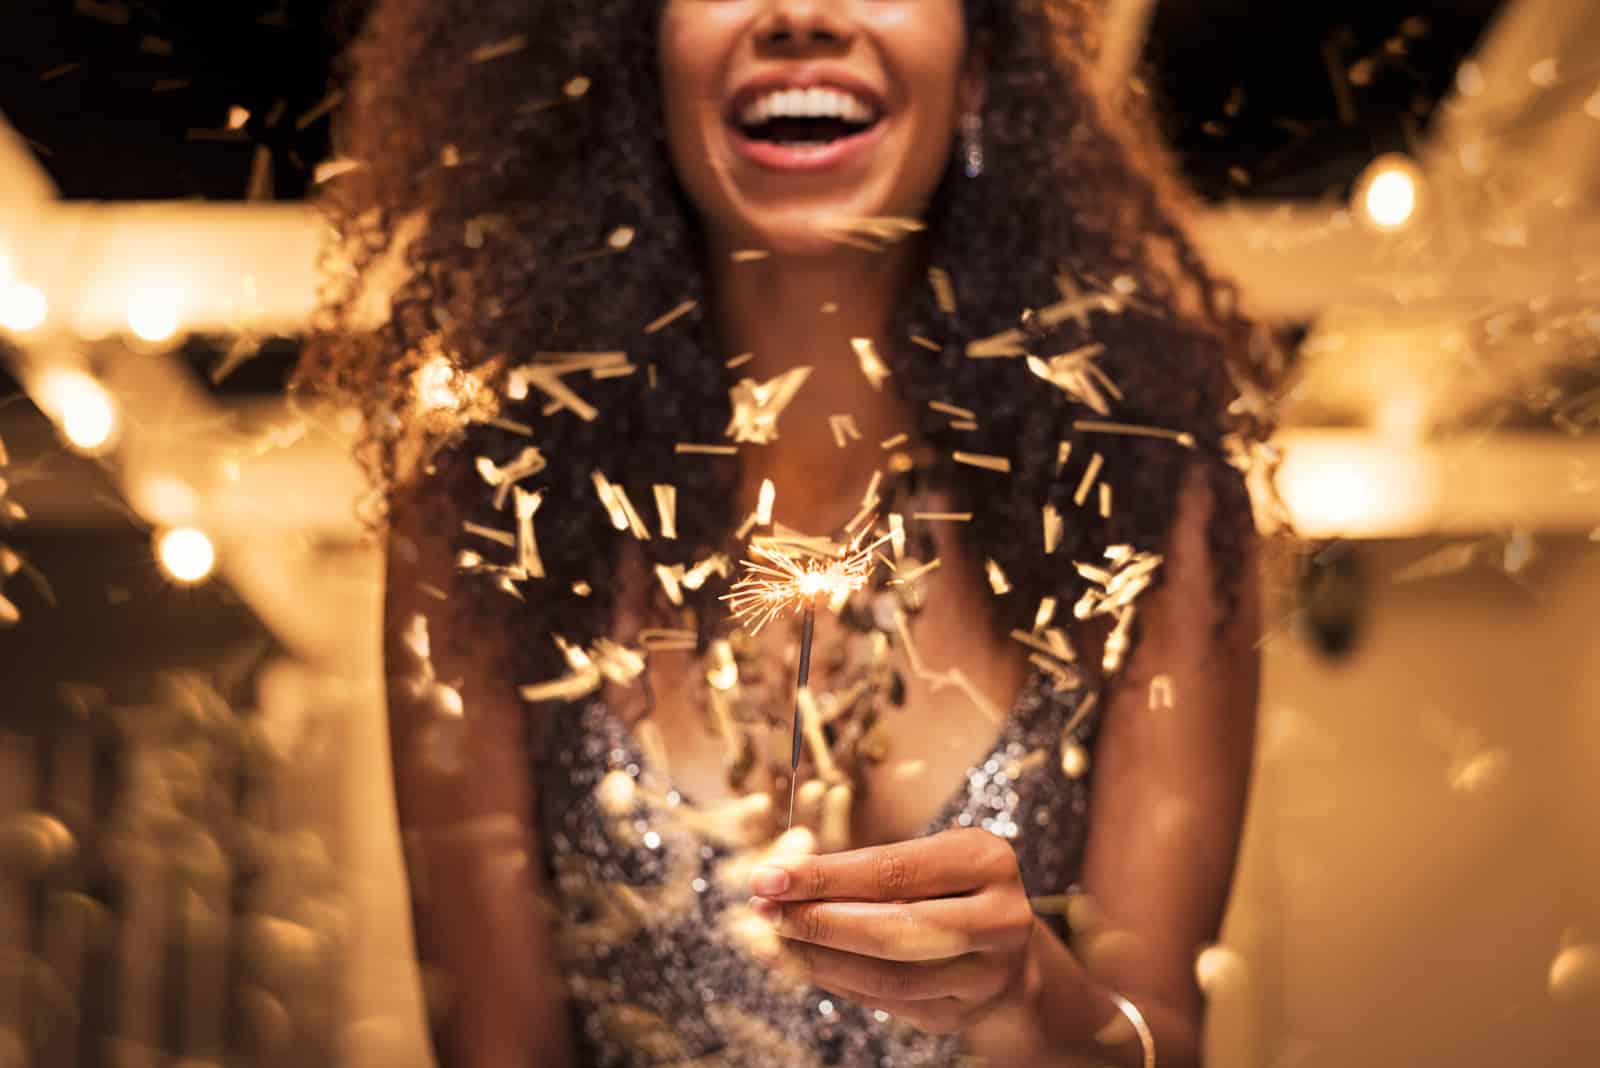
[729,121,886,174]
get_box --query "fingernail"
[749,865,790,897]
[748,896,782,923]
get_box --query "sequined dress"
[535,672,1100,1067]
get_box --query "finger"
[755,890,1028,961]
[749,827,1013,902]
[767,938,1005,1005]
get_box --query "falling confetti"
[725,367,813,444]
[851,338,891,391]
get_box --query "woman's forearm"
[959,917,1200,1068]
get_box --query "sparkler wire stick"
[787,601,816,829]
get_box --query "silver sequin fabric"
[535,673,1099,1067]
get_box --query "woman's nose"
[755,0,854,53]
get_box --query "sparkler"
[723,529,886,828]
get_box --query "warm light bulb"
[156,527,217,585]
[37,369,117,452]
[1357,155,1423,230]
[0,280,49,333]
[127,286,183,343]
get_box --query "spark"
[723,529,886,635]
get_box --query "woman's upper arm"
[384,487,576,1068]
[1075,466,1261,1027]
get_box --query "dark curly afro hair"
[296,0,1282,693]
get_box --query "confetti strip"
[519,637,602,703]
[725,352,756,369]
[910,335,943,352]
[893,558,942,586]
[929,268,958,313]
[639,628,699,650]
[1028,345,1114,415]
[1149,675,1175,710]
[949,419,979,432]
[1072,419,1197,448]
[477,446,548,510]
[1074,452,1105,507]
[1099,482,1113,519]
[653,484,678,540]
[953,451,1011,474]
[468,34,529,63]
[463,521,514,548]
[1043,504,1064,554]
[592,471,629,531]
[880,432,909,450]
[1056,440,1073,475]
[612,483,652,540]
[294,89,345,130]
[930,400,976,421]
[514,487,546,578]
[676,443,739,456]
[726,367,813,444]
[814,215,926,251]
[731,249,770,263]
[756,479,777,526]
[1034,596,1059,631]
[644,300,697,335]
[851,338,891,391]
[911,512,972,523]
[655,564,685,606]
[985,559,1012,596]
[827,413,863,448]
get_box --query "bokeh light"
[36,368,118,453]
[156,526,218,585]
[0,279,49,333]
[127,283,184,343]
[1357,154,1424,230]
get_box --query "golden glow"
[1357,154,1423,230]
[414,355,462,411]
[0,279,49,333]
[1274,435,1433,538]
[127,283,184,342]
[130,474,199,526]
[37,369,117,452]
[156,526,217,585]
[724,530,887,634]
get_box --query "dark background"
[0,0,1507,692]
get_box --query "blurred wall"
[1211,537,1600,1067]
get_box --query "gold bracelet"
[1108,993,1155,1068]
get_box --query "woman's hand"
[745,827,1043,1036]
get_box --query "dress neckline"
[593,669,1078,845]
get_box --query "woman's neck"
[709,237,924,534]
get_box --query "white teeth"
[737,86,878,127]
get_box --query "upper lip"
[726,68,887,125]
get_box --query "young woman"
[300,1,1272,1065]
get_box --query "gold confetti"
[313,158,363,183]
[851,338,891,391]
[564,75,592,98]
[1034,597,1058,631]
[827,413,863,448]
[1074,452,1104,507]
[294,89,344,130]
[514,487,546,578]
[893,557,942,586]
[476,446,548,510]
[572,582,592,597]
[655,564,685,606]
[949,419,979,432]
[910,335,943,352]
[469,34,529,63]
[639,628,698,650]
[731,249,770,262]
[644,300,697,335]
[1027,345,1115,415]
[726,367,813,444]
[1098,482,1113,519]
[676,443,739,456]
[911,512,971,523]
[930,400,976,421]
[592,471,629,532]
[985,559,1012,596]
[1149,675,1175,710]
[880,432,909,450]
[612,482,651,540]
[1073,547,1163,674]
[953,451,1010,474]
[814,215,926,251]
[929,267,957,313]
[1043,504,1064,554]
[725,352,756,369]
[519,637,602,703]
[756,479,777,526]
[1072,419,1197,448]
[463,521,514,548]
[1056,440,1073,474]
[653,484,678,540]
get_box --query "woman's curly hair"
[296,0,1280,692]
